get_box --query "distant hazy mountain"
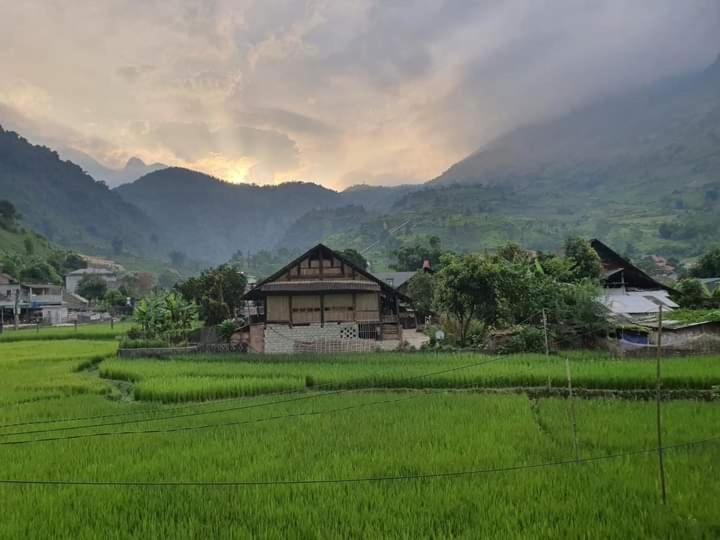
[323,55,720,260]
[4,54,720,269]
[340,184,420,211]
[116,168,344,263]
[432,54,720,192]
[0,126,160,255]
[59,147,167,188]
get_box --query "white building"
[65,267,118,294]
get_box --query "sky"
[0,1,718,189]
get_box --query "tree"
[132,292,198,342]
[406,272,434,322]
[0,200,20,230]
[674,278,709,308]
[23,237,34,256]
[433,254,498,346]
[19,262,61,284]
[689,248,720,278]
[102,289,127,309]
[564,237,602,281]
[338,249,368,270]
[77,275,108,301]
[175,264,247,325]
[390,235,445,271]
[120,272,156,297]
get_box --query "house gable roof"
[242,244,410,301]
[591,239,673,292]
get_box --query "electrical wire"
[0,355,512,437]
[0,436,716,488]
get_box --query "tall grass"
[99,352,720,403]
[0,322,132,343]
[0,340,118,408]
[134,376,306,403]
[0,390,718,538]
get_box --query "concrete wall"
[263,322,400,354]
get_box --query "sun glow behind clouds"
[190,155,255,184]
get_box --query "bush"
[499,326,547,355]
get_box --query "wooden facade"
[243,244,408,330]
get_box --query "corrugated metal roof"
[67,267,116,276]
[373,272,417,289]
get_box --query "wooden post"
[36,322,40,333]
[319,294,325,327]
[566,358,580,464]
[13,289,19,330]
[351,293,357,322]
[288,295,293,327]
[542,308,549,356]
[74,320,78,331]
[110,317,114,330]
[656,305,667,505]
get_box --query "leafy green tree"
[103,289,127,308]
[0,200,20,230]
[674,278,710,308]
[406,272,434,322]
[19,261,61,284]
[390,235,445,272]
[218,319,238,343]
[23,237,34,256]
[175,264,247,325]
[433,254,498,346]
[132,292,198,342]
[77,275,108,301]
[689,248,720,278]
[564,237,603,281]
[338,249,368,270]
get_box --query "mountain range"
[1,54,719,269]
[58,147,167,188]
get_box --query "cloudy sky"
[0,1,718,189]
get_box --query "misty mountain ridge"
[3,53,720,269]
[58,146,167,188]
[0,126,161,255]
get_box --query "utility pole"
[656,305,667,505]
[542,308,550,356]
[13,289,19,330]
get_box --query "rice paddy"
[98,352,720,403]
[1,338,719,538]
[0,322,132,343]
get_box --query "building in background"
[242,244,410,353]
[65,267,118,294]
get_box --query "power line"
[0,392,424,447]
[0,355,512,437]
[0,437,716,488]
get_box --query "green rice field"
[1,338,719,538]
[99,352,720,403]
[0,322,132,343]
